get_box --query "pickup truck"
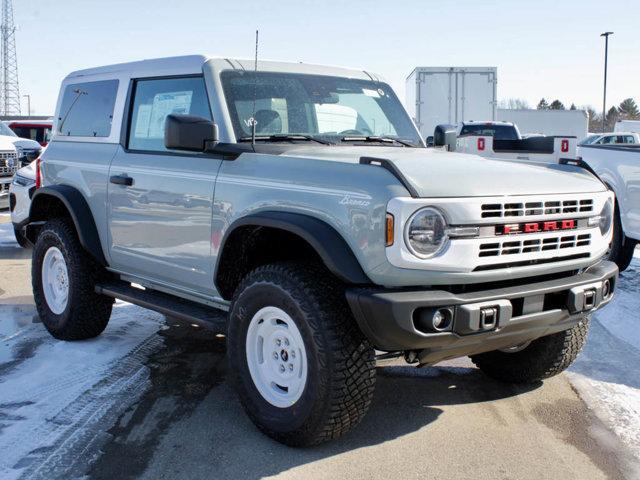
[23,55,618,446]
[579,132,640,146]
[0,137,19,210]
[577,144,639,271]
[449,121,577,163]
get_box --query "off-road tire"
[470,318,589,384]
[608,203,636,272]
[14,227,30,248]
[32,218,113,340]
[227,262,376,446]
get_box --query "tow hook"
[567,278,615,314]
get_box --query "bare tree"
[498,98,530,109]
[583,106,601,132]
[605,106,619,131]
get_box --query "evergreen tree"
[537,98,549,110]
[549,99,565,110]
[618,98,639,119]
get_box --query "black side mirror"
[164,114,218,152]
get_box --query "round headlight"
[599,198,613,235]
[405,207,448,258]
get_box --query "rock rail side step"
[96,281,228,332]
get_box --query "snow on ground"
[0,300,165,480]
[569,252,640,464]
[0,221,20,249]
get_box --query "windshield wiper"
[239,134,331,145]
[340,135,415,147]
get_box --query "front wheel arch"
[214,211,371,299]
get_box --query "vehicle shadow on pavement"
[88,320,540,480]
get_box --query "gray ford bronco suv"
[24,55,618,446]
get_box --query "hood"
[284,146,605,197]
[12,137,42,151]
[16,160,36,180]
[0,134,17,151]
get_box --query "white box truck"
[497,109,588,140]
[614,120,640,134]
[405,67,497,140]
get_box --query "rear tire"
[227,262,376,446]
[14,227,30,248]
[32,219,113,340]
[608,203,636,272]
[470,318,589,384]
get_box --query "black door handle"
[110,174,134,186]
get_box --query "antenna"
[251,29,259,149]
[1,0,20,116]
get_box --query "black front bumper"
[346,261,618,364]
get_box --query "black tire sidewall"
[228,279,327,436]
[13,227,30,248]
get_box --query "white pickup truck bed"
[578,144,640,242]
[456,135,577,164]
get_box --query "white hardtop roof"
[65,54,383,82]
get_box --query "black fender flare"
[215,211,371,286]
[29,185,106,265]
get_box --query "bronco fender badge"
[339,195,370,207]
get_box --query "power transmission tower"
[1,0,20,115]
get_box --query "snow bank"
[0,221,19,249]
[569,256,640,463]
[0,302,164,480]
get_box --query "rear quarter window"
[57,79,119,137]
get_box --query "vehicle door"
[107,75,222,296]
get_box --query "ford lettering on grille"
[496,219,576,236]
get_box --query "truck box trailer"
[497,109,588,140]
[406,67,497,140]
[614,120,640,134]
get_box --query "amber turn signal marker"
[385,213,394,246]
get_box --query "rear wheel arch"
[28,186,106,265]
[214,211,371,300]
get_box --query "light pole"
[22,94,31,116]
[601,32,613,133]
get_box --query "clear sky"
[16,0,640,115]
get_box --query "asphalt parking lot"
[0,214,639,480]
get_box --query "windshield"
[221,71,422,146]
[0,122,17,137]
[579,135,600,145]
[459,124,519,140]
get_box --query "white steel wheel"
[41,246,69,315]
[245,306,308,408]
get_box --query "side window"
[128,76,211,152]
[58,80,119,137]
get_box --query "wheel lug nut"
[279,365,285,373]
[284,338,289,346]
[276,339,281,346]
[289,364,293,371]
[273,352,278,359]
[291,351,295,358]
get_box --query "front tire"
[470,319,589,384]
[227,262,376,446]
[32,219,113,340]
[608,204,636,272]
